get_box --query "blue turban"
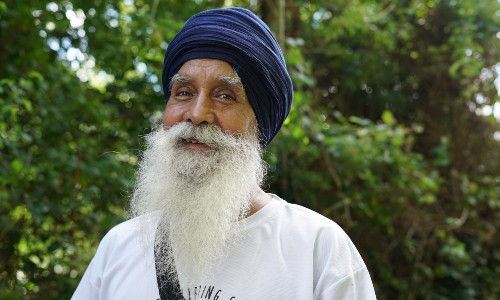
[162,7,293,147]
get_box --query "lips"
[181,137,212,150]
[184,138,201,144]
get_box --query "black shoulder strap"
[154,230,183,300]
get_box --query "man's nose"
[185,93,215,125]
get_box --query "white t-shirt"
[72,195,377,299]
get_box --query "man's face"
[163,58,257,149]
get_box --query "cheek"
[221,111,256,135]
[162,104,182,127]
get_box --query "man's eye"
[219,94,235,101]
[175,91,191,97]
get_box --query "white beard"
[129,122,266,288]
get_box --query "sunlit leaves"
[1,0,499,299]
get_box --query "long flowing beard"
[129,122,266,288]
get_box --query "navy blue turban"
[162,7,293,147]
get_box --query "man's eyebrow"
[169,72,243,90]
[218,73,243,90]
[169,74,190,90]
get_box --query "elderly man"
[73,7,376,300]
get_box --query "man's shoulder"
[274,196,342,230]
[98,212,160,249]
[272,196,367,268]
[269,195,350,243]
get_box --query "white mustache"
[169,123,250,150]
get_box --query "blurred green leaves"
[1,0,499,299]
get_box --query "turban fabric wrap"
[162,7,293,147]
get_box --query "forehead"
[176,59,237,77]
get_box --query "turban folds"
[162,7,293,147]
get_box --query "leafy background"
[1,0,499,299]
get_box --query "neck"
[246,187,271,217]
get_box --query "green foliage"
[276,1,499,299]
[0,33,129,300]
[1,0,499,299]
